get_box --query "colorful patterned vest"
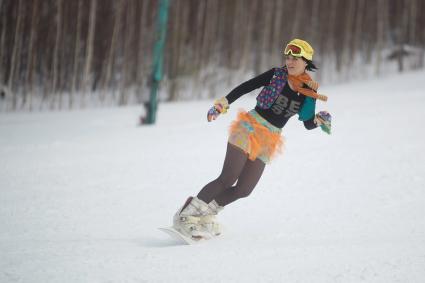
[256,67,288,109]
[255,66,316,121]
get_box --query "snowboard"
[158,227,203,245]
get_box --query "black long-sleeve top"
[225,69,318,129]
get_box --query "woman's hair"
[303,57,318,72]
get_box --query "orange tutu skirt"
[228,109,284,164]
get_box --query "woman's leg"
[213,158,265,206]
[197,143,248,204]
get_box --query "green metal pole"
[146,0,170,125]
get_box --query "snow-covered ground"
[1,70,424,283]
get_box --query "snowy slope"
[1,70,424,283]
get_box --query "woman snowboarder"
[172,39,331,241]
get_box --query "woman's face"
[285,55,307,76]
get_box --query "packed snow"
[1,70,424,283]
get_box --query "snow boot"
[199,200,224,238]
[173,196,211,240]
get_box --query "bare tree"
[376,0,389,76]
[70,0,83,109]
[200,0,219,71]
[340,0,355,78]
[101,0,123,103]
[310,0,321,48]
[324,0,338,80]
[119,0,136,105]
[259,0,274,71]
[193,0,206,71]
[398,0,410,72]
[407,0,416,45]
[168,0,183,101]
[291,0,304,39]
[49,0,63,110]
[136,0,151,103]
[351,0,365,63]
[0,1,7,84]
[23,0,39,111]
[240,0,256,71]
[81,0,97,108]
[8,0,24,110]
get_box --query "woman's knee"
[216,174,238,188]
[235,186,254,199]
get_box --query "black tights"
[197,143,265,207]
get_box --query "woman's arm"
[207,69,273,122]
[303,117,318,130]
[225,69,274,104]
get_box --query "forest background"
[0,0,424,111]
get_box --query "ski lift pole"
[145,0,170,125]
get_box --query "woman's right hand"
[207,97,229,122]
[207,106,220,122]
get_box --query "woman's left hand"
[315,111,332,134]
[315,111,330,125]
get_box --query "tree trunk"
[49,0,62,110]
[375,0,384,76]
[398,0,409,72]
[408,0,417,46]
[70,0,83,109]
[240,0,256,71]
[325,0,338,81]
[200,0,218,71]
[291,0,304,38]
[8,0,23,110]
[341,0,355,78]
[168,0,182,102]
[136,0,150,103]
[59,1,70,110]
[260,0,274,70]
[0,1,7,84]
[310,0,320,48]
[352,0,365,63]
[23,0,39,111]
[193,0,206,71]
[81,0,97,108]
[101,0,122,103]
[119,0,135,106]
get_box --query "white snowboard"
[158,227,202,245]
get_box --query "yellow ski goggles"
[284,39,314,60]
